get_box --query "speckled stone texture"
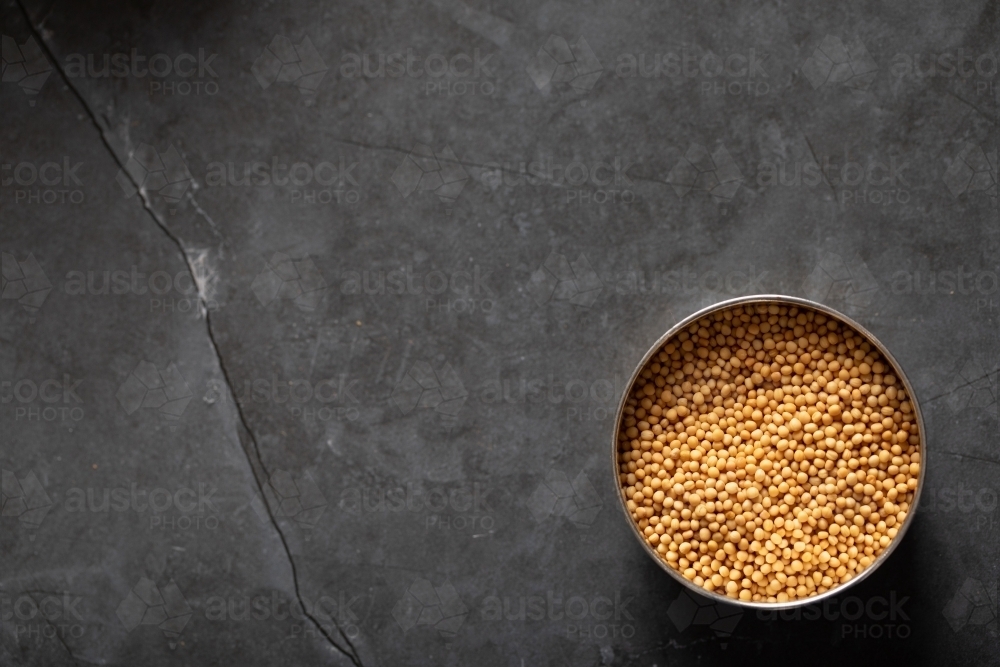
[1,0,998,665]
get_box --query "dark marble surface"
[2,0,998,664]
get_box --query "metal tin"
[611,294,926,610]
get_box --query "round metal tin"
[611,294,926,610]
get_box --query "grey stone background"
[2,0,998,664]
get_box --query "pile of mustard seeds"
[617,304,920,602]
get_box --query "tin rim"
[611,294,926,610]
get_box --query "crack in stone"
[944,89,999,128]
[940,451,1000,467]
[628,635,716,655]
[21,588,85,666]
[38,615,82,666]
[924,370,997,403]
[202,312,365,666]
[14,3,364,665]
[185,189,223,241]
[803,134,837,197]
